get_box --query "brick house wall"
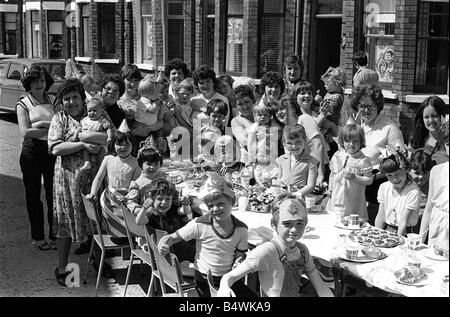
[194,0,204,69]
[284,0,296,60]
[214,0,226,73]
[242,0,258,78]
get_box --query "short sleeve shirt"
[177,214,248,276]
[377,181,421,227]
[276,152,319,188]
[243,240,315,297]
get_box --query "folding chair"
[207,269,218,297]
[148,234,197,297]
[81,193,130,296]
[121,205,160,297]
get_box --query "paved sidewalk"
[0,113,148,297]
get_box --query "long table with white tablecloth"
[232,208,449,297]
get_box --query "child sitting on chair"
[135,179,196,263]
[218,193,334,297]
[157,172,256,297]
[126,145,167,216]
[78,96,114,171]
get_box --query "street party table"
[232,208,449,297]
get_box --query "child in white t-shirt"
[157,173,253,297]
[375,152,421,236]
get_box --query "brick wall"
[242,0,258,78]
[153,0,164,67]
[284,0,296,59]
[341,0,356,87]
[194,0,204,69]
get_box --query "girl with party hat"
[86,119,140,237]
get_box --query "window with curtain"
[98,3,116,58]
[80,4,91,56]
[363,0,395,90]
[31,11,41,58]
[226,0,243,74]
[142,0,153,62]
[167,0,184,61]
[3,13,16,55]
[259,0,285,76]
[47,10,63,59]
[415,1,449,94]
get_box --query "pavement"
[0,112,149,297]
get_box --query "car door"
[1,62,24,111]
[0,62,8,108]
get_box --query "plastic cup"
[238,196,249,212]
[334,205,346,224]
[304,195,316,209]
[345,245,359,260]
[348,214,360,229]
[405,255,421,269]
[407,233,421,251]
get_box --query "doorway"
[313,17,342,96]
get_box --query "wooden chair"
[81,194,130,296]
[121,205,160,297]
[148,234,197,297]
[207,269,218,297]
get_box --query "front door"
[313,17,342,96]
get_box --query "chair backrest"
[81,193,105,246]
[121,204,147,238]
[148,234,184,296]
[207,269,218,297]
[120,204,147,251]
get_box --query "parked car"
[0,58,87,112]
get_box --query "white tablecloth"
[232,208,449,297]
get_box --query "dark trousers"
[194,269,258,297]
[19,138,56,241]
[365,175,387,226]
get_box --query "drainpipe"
[161,0,167,65]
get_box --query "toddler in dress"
[327,124,373,218]
[78,97,114,171]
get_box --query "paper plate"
[394,269,430,286]
[422,248,449,262]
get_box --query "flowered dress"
[48,110,102,243]
[327,149,373,218]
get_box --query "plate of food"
[422,246,449,261]
[335,216,367,230]
[348,227,404,248]
[338,245,387,263]
[394,267,429,286]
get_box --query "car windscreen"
[24,63,66,81]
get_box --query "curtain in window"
[259,16,285,75]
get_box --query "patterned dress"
[48,110,102,243]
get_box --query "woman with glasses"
[348,84,406,225]
[98,74,126,129]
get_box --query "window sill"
[405,94,449,105]
[136,63,156,71]
[94,59,120,64]
[75,57,92,63]
[344,88,398,100]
